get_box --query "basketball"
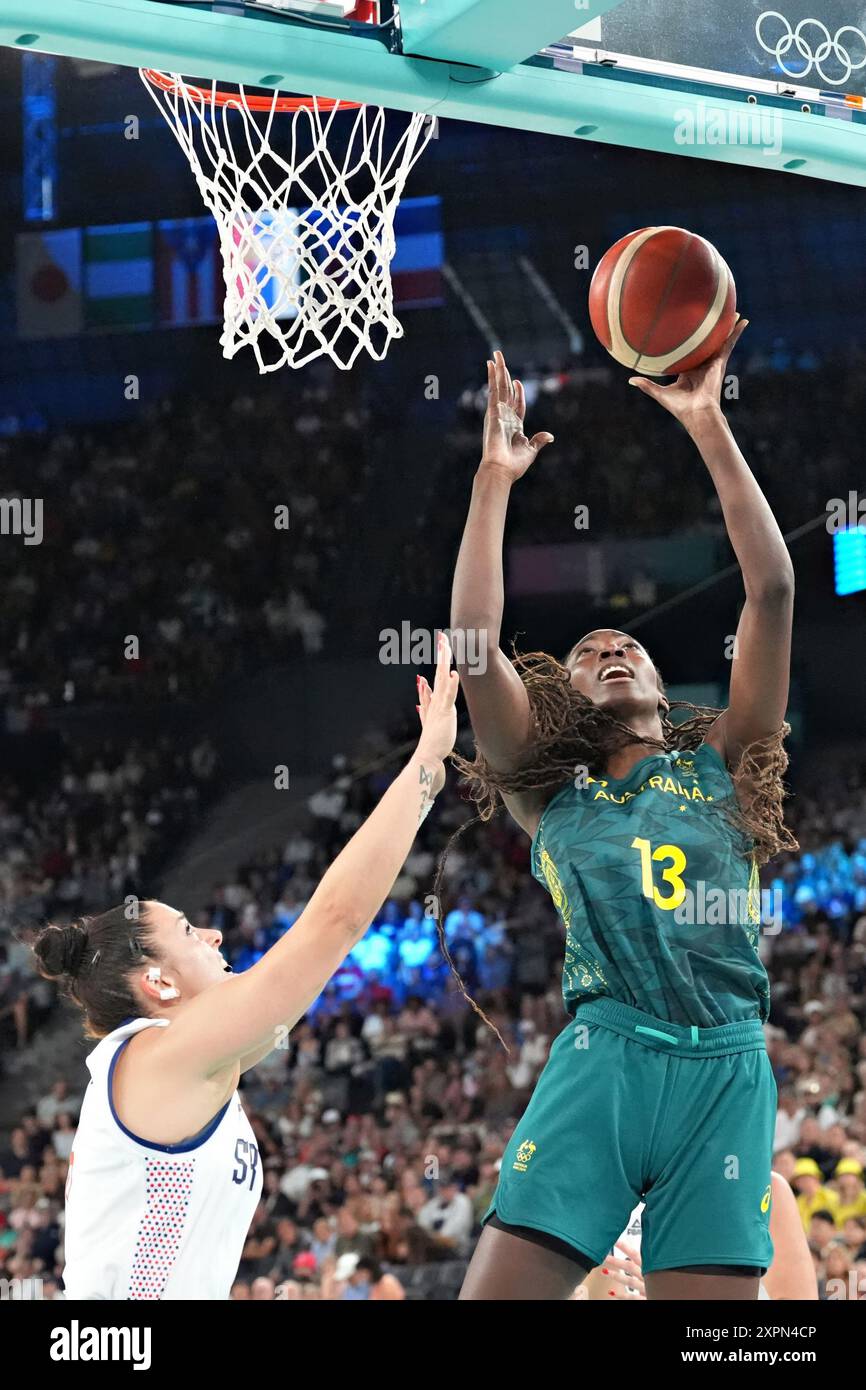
[588,226,737,376]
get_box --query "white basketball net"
[141,72,435,371]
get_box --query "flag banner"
[232,207,303,322]
[17,195,441,342]
[392,196,444,308]
[16,229,83,339]
[155,216,223,327]
[84,222,154,329]
[305,196,444,309]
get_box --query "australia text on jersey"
[576,769,716,805]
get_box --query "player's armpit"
[237,1038,283,1074]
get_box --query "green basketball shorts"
[484,997,777,1273]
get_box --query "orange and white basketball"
[588,227,737,376]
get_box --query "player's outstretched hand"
[415,631,459,795]
[481,349,554,481]
[578,1238,646,1300]
[628,316,748,429]
[604,1238,646,1299]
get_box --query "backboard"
[564,0,866,97]
[3,1,866,186]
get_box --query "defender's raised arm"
[160,635,459,1078]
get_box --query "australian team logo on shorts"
[513,1139,537,1173]
[761,1184,772,1214]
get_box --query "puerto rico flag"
[155,217,223,327]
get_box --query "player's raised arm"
[450,350,554,771]
[163,635,458,1077]
[628,320,794,770]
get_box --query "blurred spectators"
[0,376,372,710]
[391,356,864,613]
[0,731,221,1062]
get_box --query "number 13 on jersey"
[631,837,688,910]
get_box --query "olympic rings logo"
[756,10,866,86]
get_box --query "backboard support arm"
[3,0,865,187]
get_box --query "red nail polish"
[602,1268,609,1275]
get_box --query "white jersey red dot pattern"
[63,1018,262,1300]
[128,1158,195,1299]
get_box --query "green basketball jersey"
[532,742,769,1026]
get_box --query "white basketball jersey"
[63,1018,262,1300]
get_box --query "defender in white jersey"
[64,1018,262,1300]
[34,637,459,1301]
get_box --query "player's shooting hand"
[627,317,748,431]
[480,349,554,481]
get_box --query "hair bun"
[33,923,89,980]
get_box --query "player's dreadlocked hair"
[451,646,798,867]
[430,644,797,1048]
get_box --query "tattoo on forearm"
[418,763,435,825]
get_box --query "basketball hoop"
[140,70,435,371]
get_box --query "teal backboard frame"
[3,0,865,186]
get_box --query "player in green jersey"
[451,329,796,1300]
